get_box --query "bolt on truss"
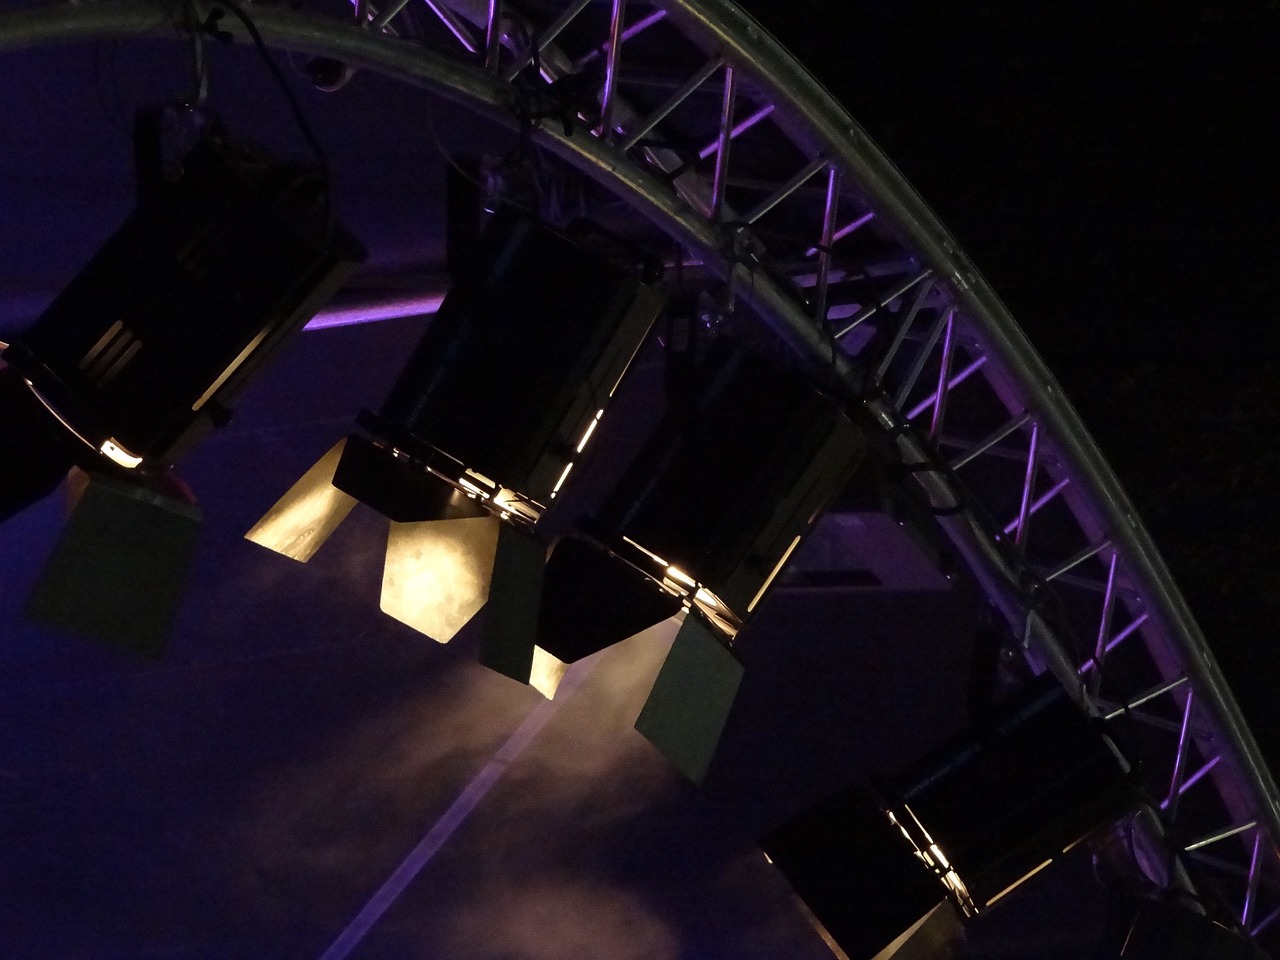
[5,0,1278,947]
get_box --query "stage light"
[1,105,364,492]
[549,341,868,653]
[882,675,1135,917]
[0,104,364,653]
[534,342,867,780]
[248,208,664,649]
[761,785,958,960]
[762,676,1136,958]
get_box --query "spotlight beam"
[315,662,592,960]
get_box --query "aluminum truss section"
[4,0,1278,947]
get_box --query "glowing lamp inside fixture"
[98,438,143,469]
[381,515,501,643]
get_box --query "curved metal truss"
[4,0,1278,946]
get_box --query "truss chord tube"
[12,0,1280,919]
[1104,675,1188,720]
[892,304,949,408]
[503,0,593,81]
[907,354,986,421]
[927,309,955,441]
[806,209,874,257]
[1185,820,1258,853]
[698,102,773,159]
[618,55,722,152]
[874,277,935,379]
[835,267,934,339]
[649,0,1280,878]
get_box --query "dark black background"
[736,0,1280,764]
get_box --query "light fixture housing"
[881,674,1136,917]
[590,341,867,636]
[530,342,865,780]
[1,106,365,477]
[762,676,1136,958]
[761,784,956,960]
[345,206,663,524]
[248,208,664,652]
[1,105,363,655]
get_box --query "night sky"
[736,1,1280,764]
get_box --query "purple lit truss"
[4,0,1277,946]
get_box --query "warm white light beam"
[380,515,501,642]
[245,440,357,562]
[315,663,590,960]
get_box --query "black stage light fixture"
[1098,897,1268,960]
[532,341,868,779]
[761,785,958,960]
[762,676,1137,959]
[0,104,365,652]
[882,674,1136,917]
[555,341,869,648]
[247,207,664,656]
[2,105,365,481]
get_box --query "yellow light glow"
[458,476,491,499]
[895,803,978,916]
[529,645,570,699]
[492,488,541,524]
[747,534,803,613]
[665,565,697,588]
[623,536,668,567]
[245,440,357,562]
[98,438,143,469]
[549,462,574,499]
[380,515,500,643]
[985,859,1053,909]
[575,409,604,454]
